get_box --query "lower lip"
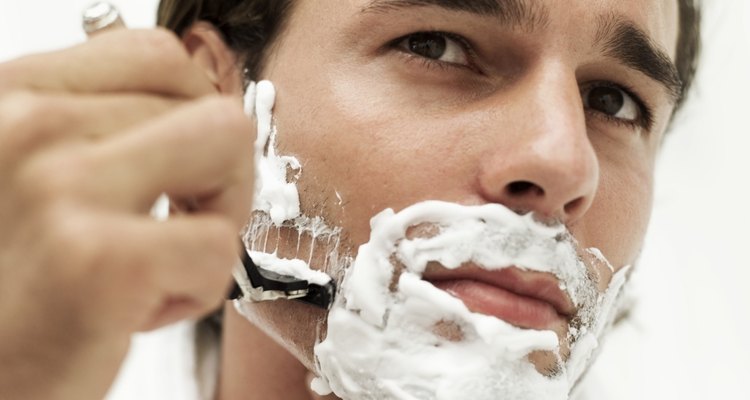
[429,279,565,331]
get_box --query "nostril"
[563,197,584,215]
[506,181,545,197]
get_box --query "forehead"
[289,0,679,59]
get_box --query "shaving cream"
[232,81,344,287]
[313,202,628,399]
[235,81,630,399]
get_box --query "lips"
[423,266,575,331]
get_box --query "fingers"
[47,212,240,335]
[0,24,253,397]
[87,96,255,221]
[0,91,181,163]
[0,29,217,98]
[13,96,254,225]
[138,215,239,327]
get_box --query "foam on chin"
[312,202,629,399]
[340,202,598,327]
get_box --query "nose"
[476,64,598,224]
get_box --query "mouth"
[423,266,576,331]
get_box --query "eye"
[581,83,642,123]
[396,32,471,67]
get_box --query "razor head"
[229,242,336,310]
[296,280,336,309]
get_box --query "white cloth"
[105,321,216,400]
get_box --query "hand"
[0,29,253,399]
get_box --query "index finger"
[0,28,217,99]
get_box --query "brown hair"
[157,0,294,81]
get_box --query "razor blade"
[229,241,336,309]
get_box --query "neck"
[217,303,339,400]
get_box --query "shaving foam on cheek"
[233,80,342,310]
[250,81,302,225]
[314,201,629,400]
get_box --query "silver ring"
[82,2,125,35]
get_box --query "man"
[0,0,700,399]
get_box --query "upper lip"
[422,265,576,318]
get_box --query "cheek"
[269,79,391,243]
[267,66,482,246]
[578,161,654,269]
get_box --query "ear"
[181,21,244,96]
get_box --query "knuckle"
[0,60,22,91]
[0,91,60,155]
[0,55,39,91]
[202,219,240,265]
[0,91,43,134]
[206,218,239,248]
[202,97,252,140]
[20,150,88,201]
[118,250,155,290]
[48,213,105,272]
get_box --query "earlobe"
[181,21,244,95]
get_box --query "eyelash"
[388,31,480,73]
[390,31,655,131]
[583,82,655,131]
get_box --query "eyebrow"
[362,0,682,102]
[595,14,683,101]
[361,0,550,31]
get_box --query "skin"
[0,29,253,399]
[0,0,679,398]
[213,0,679,398]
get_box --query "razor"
[228,240,336,309]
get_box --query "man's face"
[236,0,679,394]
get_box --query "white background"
[1,1,748,399]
